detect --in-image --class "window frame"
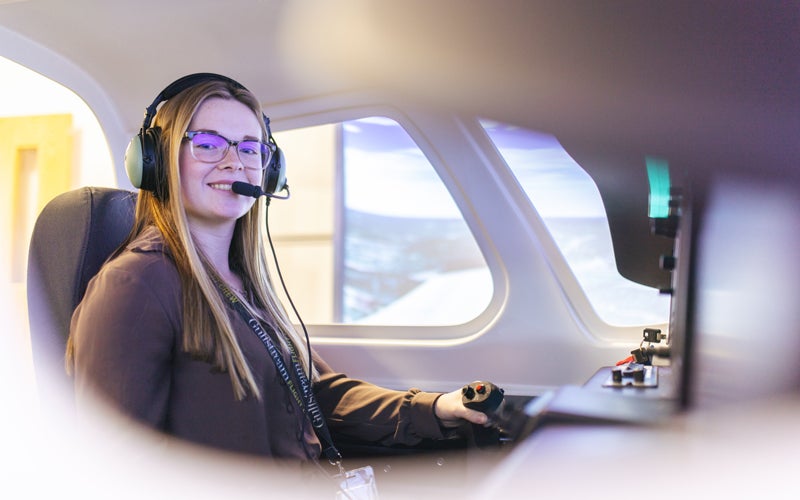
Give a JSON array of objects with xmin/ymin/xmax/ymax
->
[{"xmin": 267, "ymin": 97, "xmax": 666, "ymax": 345}]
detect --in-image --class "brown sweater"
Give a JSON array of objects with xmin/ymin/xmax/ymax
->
[{"xmin": 69, "ymin": 227, "xmax": 444, "ymax": 460}]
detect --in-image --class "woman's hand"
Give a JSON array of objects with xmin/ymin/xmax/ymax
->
[{"xmin": 433, "ymin": 388, "xmax": 490, "ymax": 428}]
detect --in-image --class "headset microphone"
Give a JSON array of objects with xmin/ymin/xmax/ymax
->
[
  {"xmin": 232, "ymin": 181, "xmax": 291, "ymax": 200},
  {"xmin": 232, "ymin": 181, "xmax": 264, "ymax": 199}
]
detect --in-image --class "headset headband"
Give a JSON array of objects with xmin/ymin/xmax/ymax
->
[{"xmin": 141, "ymin": 73, "xmax": 248, "ymax": 131}]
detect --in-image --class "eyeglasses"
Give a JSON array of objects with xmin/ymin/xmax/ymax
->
[{"xmin": 184, "ymin": 131, "xmax": 275, "ymax": 170}]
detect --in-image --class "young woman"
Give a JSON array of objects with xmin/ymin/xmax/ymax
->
[{"xmin": 66, "ymin": 74, "xmax": 486, "ymax": 462}]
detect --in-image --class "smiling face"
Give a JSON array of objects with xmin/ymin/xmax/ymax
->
[{"xmin": 179, "ymin": 97, "xmax": 264, "ymax": 232}]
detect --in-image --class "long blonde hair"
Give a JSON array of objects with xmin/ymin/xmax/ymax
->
[{"xmin": 70, "ymin": 78, "xmax": 314, "ymax": 400}]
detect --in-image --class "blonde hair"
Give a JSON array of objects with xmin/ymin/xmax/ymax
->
[{"xmin": 70, "ymin": 78, "xmax": 314, "ymax": 400}]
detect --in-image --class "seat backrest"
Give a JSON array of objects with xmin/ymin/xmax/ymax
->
[{"xmin": 27, "ymin": 187, "xmax": 136, "ymax": 407}]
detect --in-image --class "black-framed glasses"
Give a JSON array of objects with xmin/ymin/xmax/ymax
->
[{"xmin": 184, "ymin": 131, "xmax": 275, "ymax": 170}]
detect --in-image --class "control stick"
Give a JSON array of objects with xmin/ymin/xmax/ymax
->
[
  {"xmin": 461, "ymin": 381, "xmax": 505, "ymax": 447},
  {"xmin": 462, "ymin": 381, "xmax": 505, "ymax": 413}
]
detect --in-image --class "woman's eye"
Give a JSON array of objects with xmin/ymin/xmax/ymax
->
[{"xmin": 239, "ymin": 143, "xmax": 261, "ymax": 156}]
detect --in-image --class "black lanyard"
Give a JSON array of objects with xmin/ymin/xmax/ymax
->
[{"xmin": 214, "ymin": 279, "xmax": 342, "ymax": 464}]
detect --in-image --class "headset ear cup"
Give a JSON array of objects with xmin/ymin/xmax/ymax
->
[
  {"xmin": 124, "ymin": 133, "xmax": 146, "ymax": 188},
  {"xmin": 139, "ymin": 127, "xmax": 162, "ymax": 193},
  {"xmin": 264, "ymin": 146, "xmax": 287, "ymax": 195},
  {"xmin": 124, "ymin": 128, "xmax": 162, "ymax": 191},
  {"xmin": 124, "ymin": 127, "xmax": 168, "ymax": 197}
]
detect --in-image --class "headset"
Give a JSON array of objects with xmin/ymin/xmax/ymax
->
[{"xmin": 124, "ymin": 73, "xmax": 287, "ymax": 198}]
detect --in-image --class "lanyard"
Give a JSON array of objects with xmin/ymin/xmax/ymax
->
[{"xmin": 214, "ymin": 279, "xmax": 342, "ymax": 464}]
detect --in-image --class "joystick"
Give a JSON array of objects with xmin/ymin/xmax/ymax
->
[
  {"xmin": 462, "ymin": 381, "xmax": 505, "ymax": 414},
  {"xmin": 461, "ymin": 381, "xmax": 506, "ymax": 447}
]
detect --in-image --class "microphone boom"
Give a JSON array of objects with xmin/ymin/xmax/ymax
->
[{"xmin": 232, "ymin": 181, "xmax": 264, "ymax": 198}]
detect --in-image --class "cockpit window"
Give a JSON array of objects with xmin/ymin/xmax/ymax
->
[
  {"xmin": 480, "ymin": 120, "xmax": 669, "ymax": 326},
  {"xmin": 270, "ymin": 117, "xmax": 492, "ymax": 326}
]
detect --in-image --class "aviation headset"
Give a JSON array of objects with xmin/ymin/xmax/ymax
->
[{"xmin": 124, "ymin": 72, "xmax": 287, "ymax": 198}]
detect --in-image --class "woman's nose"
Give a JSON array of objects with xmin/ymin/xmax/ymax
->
[{"xmin": 217, "ymin": 146, "xmax": 245, "ymax": 170}]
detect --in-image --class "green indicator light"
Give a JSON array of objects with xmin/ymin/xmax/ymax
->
[{"xmin": 646, "ymin": 156, "xmax": 671, "ymax": 219}]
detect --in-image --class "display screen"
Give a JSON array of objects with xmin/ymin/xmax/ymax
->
[{"xmin": 646, "ymin": 156, "xmax": 671, "ymax": 219}]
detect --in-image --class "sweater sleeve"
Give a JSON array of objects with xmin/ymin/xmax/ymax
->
[
  {"xmin": 312, "ymin": 355, "xmax": 445, "ymax": 446},
  {"xmin": 69, "ymin": 252, "xmax": 181, "ymax": 429}
]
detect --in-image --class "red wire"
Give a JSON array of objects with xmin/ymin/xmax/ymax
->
[{"xmin": 615, "ymin": 355, "xmax": 634, "ymax": 366}]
